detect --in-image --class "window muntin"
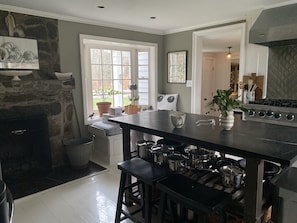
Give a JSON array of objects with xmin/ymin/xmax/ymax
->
[
  {"xmin": 90, "ymin": 48, "xmax": 132, "ymax": 111},
  {"xmin": 80, "ymin": 35, "xmax": 157, "ymax": 124}
]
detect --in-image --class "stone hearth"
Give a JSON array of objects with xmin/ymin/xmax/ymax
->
[{"xmin": 0, "ymin": 78, "xmax": 75, "ymax": 167}]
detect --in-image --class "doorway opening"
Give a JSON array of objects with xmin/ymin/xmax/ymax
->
[{"xmin": 191, "ymin": 22, "xmax": 246, "ymax": 114}]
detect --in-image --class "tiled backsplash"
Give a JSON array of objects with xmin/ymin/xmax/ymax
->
[{"xmin": 267, "ymin": 45, "xmax": 297, "ymax": 99}]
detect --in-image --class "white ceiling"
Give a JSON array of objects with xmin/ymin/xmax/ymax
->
[
  {"xmin": 0, "ymin": 0, "xmax": 296, "ymax": 53},
  {"xmin": 0, "ymin": 0, "xmax": 295, "ymax": 35}
]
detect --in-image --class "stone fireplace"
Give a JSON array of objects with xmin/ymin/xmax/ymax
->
[
  {"xmin": 0, "ymin": 78, "xmax": 75, "ymax": 169},
  {"xmin": 0, "ymin": 10, "xmax": 76, "ymax": 170}
]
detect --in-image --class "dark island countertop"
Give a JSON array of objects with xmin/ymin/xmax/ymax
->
[{"xmin": 110, "ymin": 110, "xmax": 297, "ymax": 166}]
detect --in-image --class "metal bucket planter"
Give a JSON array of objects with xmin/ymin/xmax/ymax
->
[{"xmin": 63, "ymin": 138, "xmax": 93, "ymax": 169}]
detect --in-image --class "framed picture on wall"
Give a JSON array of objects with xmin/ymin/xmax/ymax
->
[
  {"xmin": 167, "ymin": 50, "xmax": 187, "ymax": 83},
  {"xmin": 0, "ymin": 36, "xmax": 39, "ymax": 70}
]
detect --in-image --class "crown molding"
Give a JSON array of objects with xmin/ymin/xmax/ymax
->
[{"xmin": 0, "ymin": 4, "xmax": 165, "ymax": 35}]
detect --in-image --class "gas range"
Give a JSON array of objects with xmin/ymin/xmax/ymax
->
[{"xmin": 242, "ymin": 99, "xmax": 297, "ymax": 127}]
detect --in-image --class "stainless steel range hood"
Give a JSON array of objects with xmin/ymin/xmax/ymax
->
[{"xmin": 249, "ymin": 3, "xmax": 297, "ymax": 46}]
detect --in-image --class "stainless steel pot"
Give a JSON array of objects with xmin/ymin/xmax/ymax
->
[
  {"xmin": 137, "ymin": 140, "xmax": 155, "ymax": 160},
  {"xmin": 213, "ymin": 157, "xmax": 239, "ymax": 171},
  {"xmin": 149, "ymin": 144, "xmax": 174, "ymax": 166},
  {"xmin": 156, "ymin": 138, "xmax": 187, "ymax": 153},
  {"xmin": 149, "ymin": 145, "xmax": 164, "ymax": 165},
  {"xmin": 219, "ymin": 165, "xmax": 245, "ymax": 188},
  {"xmin": 167, "ymin": 153, "xmax": 188, "ymax": 172},
  {"xmin": 184, "ymin": 146, "xmax": 215, "ymax": 169}
]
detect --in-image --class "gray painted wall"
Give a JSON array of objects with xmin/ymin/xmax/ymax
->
[
  {"xmin": 163, "ymin": 21, "xmax": 247, "ymax": 112},
  {"xmin": 164, "ymin": 31, "xmax": 193, "ymax": 113},
  {"xmin": 58, "ymin": 20, "xmax": 164, "ymax": 137}
]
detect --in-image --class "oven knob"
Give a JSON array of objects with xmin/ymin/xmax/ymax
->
[
  {"xmin": 258, "ymin": 111, "xmax": 265, "ymax": 118},
  {"xmin": 266, "ymin": 111, "xmax": 274, "ymax": 117},
  {"xmin": 248, "ymin": 109, "xmax": 255, "ymax": 117},
  {"xmin": 286, "ymin": 114, "xmax": 295, "ymax": 121},
  {"xmin": 274, "ymin": 113, "xmax": 281, "ymax": 119}
]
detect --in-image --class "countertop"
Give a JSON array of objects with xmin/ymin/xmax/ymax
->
[{"xmin": 110, "ymin": 110, "xmax": 297, "ymax": 166}]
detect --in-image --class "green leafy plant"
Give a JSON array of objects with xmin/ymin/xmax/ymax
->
[
  {"xmin": 208, "ymin": 89, "xmax": 246, "ymax": 117},
  {"xmin": 128, "ymin": 83, "xmax": 139, "ymax": 105},
  {"xmin": 95, "ymin": 88, "xmax": 121, "ymax": 102}
]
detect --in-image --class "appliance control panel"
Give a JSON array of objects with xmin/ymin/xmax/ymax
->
[{"xmin": 242, "ymin": 104, "xmax": 297, "ymax": 127}]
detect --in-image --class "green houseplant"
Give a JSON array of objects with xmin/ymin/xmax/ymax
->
[
  {"xmin": 208, "ymin": 89, "xmax": 246, "ymax": 116},
  {"xmin": 208, "ymin": 89, "xmax": 246, "ymax": 130}
]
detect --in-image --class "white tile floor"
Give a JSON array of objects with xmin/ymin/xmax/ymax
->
[{"xmin": 12, "ymin": 164, "xmax": 123, "ymax": 223}]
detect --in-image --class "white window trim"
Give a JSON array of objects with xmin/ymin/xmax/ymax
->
[{"xmin": 79, "ymin": 34, "xmax": 158, "ymax": 125}]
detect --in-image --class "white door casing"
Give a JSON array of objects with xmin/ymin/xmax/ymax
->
[{"xmin": 191, "ymin": 22, "xmax": 247, "ymax": 114}]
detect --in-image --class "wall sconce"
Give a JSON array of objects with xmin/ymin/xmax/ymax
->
[{"xmin": 226, "ymin": 46, "xmax": 232, "ymax": 59}]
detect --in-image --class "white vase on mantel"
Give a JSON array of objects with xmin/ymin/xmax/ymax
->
[{"xmin": 219, "ymin": 111, "xmax": 234, "ymax": 130}]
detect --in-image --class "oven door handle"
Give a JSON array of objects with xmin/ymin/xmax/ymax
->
[{"xmin": 11, "ymin": 129, "xmax": 27, "ymax": 135}]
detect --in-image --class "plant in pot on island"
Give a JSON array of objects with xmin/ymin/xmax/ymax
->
[
  {"xmin": 208, "ymin": 89, "xmax": 246, "ymax": 130},
  {"xmin": 96, "ymin": 88, "xmax": 121, "ymax": 116}
]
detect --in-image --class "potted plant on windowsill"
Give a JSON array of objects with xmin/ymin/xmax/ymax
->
[
  {"xmin": 125, "ymin": 83, "xmax": 139, "ymax": 115},
  {"xmin": 208, "ymin": 89, "xmax": 246, "ymax": 130},
  {"xmin": 96, "ymin": 88, "xmax": 121, "ymax": 117}
]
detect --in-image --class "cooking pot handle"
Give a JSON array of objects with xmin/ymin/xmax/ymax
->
[{"xmin": 6, "ymin": 188, "xmax": 14, "ymax": 223}]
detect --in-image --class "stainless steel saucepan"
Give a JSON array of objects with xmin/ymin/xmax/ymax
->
[{"xmin": 219, "ymin": 165, "xmax": 245, "ymax": 188}]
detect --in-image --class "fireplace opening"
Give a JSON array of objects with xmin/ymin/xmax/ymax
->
[{"xmin": 0, "ymin": 114, "xmax": 52, "ymax": 184}]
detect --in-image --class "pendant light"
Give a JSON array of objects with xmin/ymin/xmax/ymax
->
[{"xmin": 226, "ymin": 46, "xmax": 232, "ymax": 59}]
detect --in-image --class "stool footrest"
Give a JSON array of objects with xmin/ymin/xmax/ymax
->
[
  {"xmin": 120, "ymin": 208, "xmax": 143, "ymax": 223},
  {"xmin": 123, "ymin": 181, "xmax": 141, "ymax": 191}
]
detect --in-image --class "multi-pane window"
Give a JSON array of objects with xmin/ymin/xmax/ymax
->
[
  {"xmin": 90, "ymin": 49, "xmax": 132, "ymax": 109},
  {"xmin": 137, "ymin": 51, "xmax": 149, "ymax": 105},
  {"xmin": 80, "ymin": 35, "xmax": 157, "ymax": 124}
]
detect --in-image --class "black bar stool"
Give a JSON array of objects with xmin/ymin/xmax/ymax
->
[
  {"xmin": 115, "ymin": 157, "xmax": 168, "ymax": 223},
  {"xmin": 157, "ymin": 174, "xmax": 232, "ymax": 223}
]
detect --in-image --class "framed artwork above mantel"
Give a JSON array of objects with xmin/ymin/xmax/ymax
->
[
  {"xmin": 0, "ymin": 36, "xmax": 39, "ymax": 70},
  {"xmin": 167, "ymin": 50, "xmax": 187, "ymax": 83}
]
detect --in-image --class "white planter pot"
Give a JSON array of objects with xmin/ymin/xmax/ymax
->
[{"xmin": 219, "ymin": 111, "xmax": 234, "ymax": 130}]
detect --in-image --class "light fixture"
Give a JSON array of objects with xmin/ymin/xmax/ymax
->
[{"xmin": 226, "ymin": 46, "xmax": 232, "ymax": 59}]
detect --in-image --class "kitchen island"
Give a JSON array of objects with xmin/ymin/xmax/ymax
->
[{"xmin": 110, "ymin": 110, "xmax": 297, "ymax": 223}]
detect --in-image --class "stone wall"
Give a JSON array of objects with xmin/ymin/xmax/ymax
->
[
  {"xmin": 0, "ymin": 10, "xmax": 74, "ymax": 168},
  {"xmin": 0, "ymin": 79, "xmax": 75, "ymax": 167},
  {"xmin": 0, "ymin": 10, "xmax": 60, "ymax": 79}
]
